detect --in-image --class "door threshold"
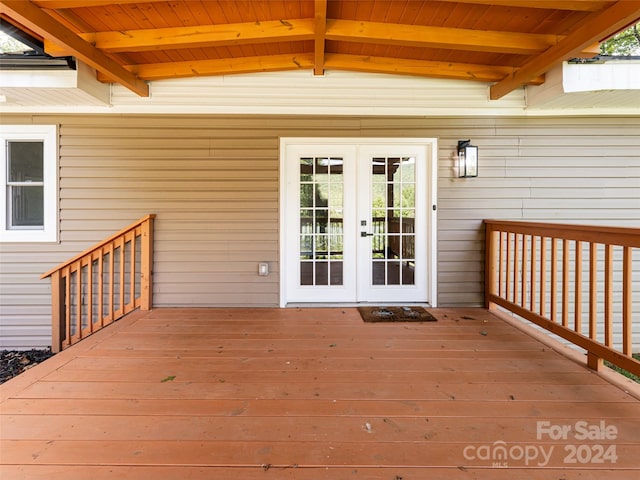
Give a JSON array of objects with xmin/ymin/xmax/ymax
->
[{"xmin": 286, "ymin": 302, "xmax": 433, "ymax": 308}]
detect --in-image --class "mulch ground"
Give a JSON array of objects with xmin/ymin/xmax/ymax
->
[{"xmin": 0, "ymin": 349, "xmax": 54, "ymax": 384}]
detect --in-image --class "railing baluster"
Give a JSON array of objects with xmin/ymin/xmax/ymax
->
[
  {"xmin": 550, "ymin": 237, "xmax": 557, "ymax": 323},
  {"xmin": 623, "ymin": 246, "xmax": 632, "ymax": 355},
  {"xmin": 74, "ymin": 261, "xmax": 82, "ymax": 343},
  {"xmin": 118, "ymin": 236, "xmax": 125, "ymax": 315},
  {"xmin": 64, "ymin": 266, "xmax": 71, "ymax": 349},
  {"xmin": 42, "ymin": 215, "xmax": 155, "ymax": 351},
  {"xmin": 514, "ymin": 234, "xmax": 520, "ymax": 304},
  {"xmin": 575, "ymin": 241, "xmax": 583, "ymax": 334},
  {"xmin": 107, "ymin": 243, "xmax": 115, "ymax": 325},
  {"xmin": 498, "ymin": 231, "xmax": 504, "ymax": 297},
  {"xmin": 539, "ymin": 236, "xmax": 546, "ymax": 317},
  {"xmin": 562, "ymin": 239, "xmax": 569, "ymax": 328},
  {"xmin": 530, "ymin": 235, "xmax": 536, "ymax": 312},
  {"xmin": 521, "ymin": 233, "xmax": 527, "ymax": 307},
  {"xmin": 505, "ymin": 232, "xmax": 512, "ymax": 301},
  {"xmin": 86, "ymin": 256, "xmax": 94, "ymax": 336},
  {"xmin": 604, "ymin": 244, "xmax": 613, "ymax": 347},
  {"xmin": 97, "ymin": 249, "xmax": 104, "ymax": 329},
  {"xmin": 589, "ymin": 243, "xmax": 597, "ymax": 340}
]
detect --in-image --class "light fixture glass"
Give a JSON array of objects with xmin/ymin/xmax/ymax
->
[{"xmin": 457, "ymin": 140, "xmax": 478, "ymax": 178}]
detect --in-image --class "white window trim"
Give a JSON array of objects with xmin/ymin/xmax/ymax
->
[{"xmin": 0, "ymin": 125, "xmax": 58, "ymax": 243}]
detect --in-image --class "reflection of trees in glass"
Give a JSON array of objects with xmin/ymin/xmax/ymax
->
[
  {"xmin": 299, "ymin": 157, "xmax": 345, "ymax": 260},
  {"xmin": 600, "ymin": 23, "xmax": 640, "ymax": 56},
  {"xmin": 372, "ymin": 157, "xmax": 415, "ymax": 218}
]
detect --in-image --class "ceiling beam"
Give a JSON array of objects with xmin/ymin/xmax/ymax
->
[
  {"xmin": 0, "ymin": 0, "xmax": 148, "ymax": 96},
  {"xmin": 327, "ymin": 19, "xmax": 569, "ymax": 55},
  {"xmin": 490, "ymin": 0, "xmax": 640, "ymax": 99},
  {"xmin": 109, "ymin": 53, "xmax": 315, "ymax": 81},
  {"xmin": 313, "ymin": 0, "xmax": 327, "ymax": 75},
  {"xmin": 47, "ymin": 18, "xmax": 315, "ymax": 54},
  {"xmin": 437, "ymin": 0, "xmax": 610, "ymax": 11},
  {"xmin": 324, "ymin": 53, "xmax": 545, "ymax": 85}
]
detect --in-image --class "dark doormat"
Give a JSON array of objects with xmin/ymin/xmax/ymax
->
[{"xmin": 358, "ymin": 306, "xmax": 437, "ymax": 323}]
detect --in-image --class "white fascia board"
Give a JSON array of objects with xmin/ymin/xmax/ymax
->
[
  {"xmin": 526, "ymin": 61, "xmax": 640, "ymax": 114},
  {"xmin": 0, "ymin": 61, "xmax": 110, "ymax": 105},
  {"xmin": 562, "ymin": 61, "xmax": 640, "ymax": 92}
]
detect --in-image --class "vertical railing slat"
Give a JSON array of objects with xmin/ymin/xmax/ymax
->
[
  {"xmin": 562, "ymin": 239, "xmax": 569, "ymax": 328},
  {"xmin": 107, "ymin": 243, "xmax": 115, "ymax": 325},
  {"xmin": 505, "ymin": 232, "xmax": 512, "ymax": 302},
  {"xmin": 530, "ymin": 235, "xmax": 537, "ymax": 312},
  {"xmin": 86, "ymin": 256, "xmax": 94, "ymax": 335},
  {"xmin": 550, "ymin": 238, "xmax": 557, "ymax": 323},
  {"xmin": 118, "ymin": 236, "xmax": 125, "ymax": 315},
  {"xmin": 64, "ymin": 266, "xmax": 71, "ymax": 349},
  {"xmin": 521, "ymin": 234, "xmax": 527, "ymax": 307},
  {"xmin": 623, "ymin": 246, "xmax": 632, "ymax": 355},
  {"xmin": 97, "ymin": 248, "xmax": 104, "ymax": 329},
  {"xmin": 604, "ymin": 244, "xmax": 613, "ymax": 347},
  {"xmin": 589, "ymin": 243, "xmax": 597, "ymax": 340},
  {"xmin": 514, "ymin": 234, "xmax": 520, "ymax": 305},
  {"xmin": 539, "ymin": 236, "xmax": 547, "ymax": 317}
]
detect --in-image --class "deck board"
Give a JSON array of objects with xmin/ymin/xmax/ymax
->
[{"xmin": 2, "ymin": 307, "xmax": 639, "ymax": 479}]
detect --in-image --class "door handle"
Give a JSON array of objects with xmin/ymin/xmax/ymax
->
[{"xmin": 360, "ymin": 232, "xmax": 374, "ymax": 237}]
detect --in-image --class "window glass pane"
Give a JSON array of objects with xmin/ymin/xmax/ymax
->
[
  {"xmin": 10, "ymin": 185, "xmax": 44, "ymax": 227},
  {"xmin": 9, "ymin": 142, "xmax": 43, "ymax": 182}
]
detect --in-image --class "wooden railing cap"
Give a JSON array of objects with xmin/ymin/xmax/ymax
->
[{"xmin": 41, "ymin": 214, "xmax": 155, "ymax": 279}]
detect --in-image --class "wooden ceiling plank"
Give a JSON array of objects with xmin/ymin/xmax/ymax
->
[
  {"xmin": 314, "ymin": 0, "xmax": 327, "ymax": 75},
  {"xmin": 324, "ymin": 52, "xmax": 545, "ymax": 84},
  {"xmin": 72, "ymin": 18, "xmax": 316, "ymax": 53},
  {"xmin": 326, "ymin": 18, "xmax": 563, "ymax": 55},
  {"xmin": 490, "ymin": 0, "xmax": 640, "ymax": 99},
  {"xmin": 0, "ymin": 0, "xmax": 148, "ymax": 96},
  {"xmin": 33, "ymin": 0, "xmax": 168, "ymax": 7},
  {"xmin": 114, "ymin": 52, "xmax": 315, "ymax": 81},
  {"xmin": 436, "ymin": 0, "xmax": 611, "ymax": 12}
]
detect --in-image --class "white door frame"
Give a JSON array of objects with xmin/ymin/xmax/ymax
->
[{"xmin": 279, "ymin": 137, "xmax": 438, "ymax": 307}]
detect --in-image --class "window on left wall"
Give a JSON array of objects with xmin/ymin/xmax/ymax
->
[{"xmin": 1, "ymin": 125, "xmax": 58, "ymax": 242}]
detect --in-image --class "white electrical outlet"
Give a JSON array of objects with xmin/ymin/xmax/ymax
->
[{"xmin": 258, "ymin": 263, "xmax": 269, "ymax": 276}]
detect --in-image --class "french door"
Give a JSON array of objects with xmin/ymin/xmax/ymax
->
[{"xmin": 280, "ymin": 138, "xmax": 437, "ymax": 305}]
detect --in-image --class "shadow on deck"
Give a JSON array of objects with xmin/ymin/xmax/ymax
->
[{"xmin": 1, "ymin": 307, "xmax": 639, "ymax": 479}]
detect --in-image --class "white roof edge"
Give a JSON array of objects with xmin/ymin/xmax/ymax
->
[{"xmin": 526, "ymin": 61, "xmax": 640, "ymax": 111}]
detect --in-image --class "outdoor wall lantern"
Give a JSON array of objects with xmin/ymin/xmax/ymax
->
[{"xmin": 457, "ymin": 140, "xmax": 478, "ymax": 178}]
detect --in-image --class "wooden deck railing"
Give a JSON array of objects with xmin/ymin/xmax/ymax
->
[
  {"xmin": 41, "ymin": 215, "xmax": 155, "ymax": 352},
  {"xmin": 485, "ymin": 220, "xmax": 640, "ymax": 377}
]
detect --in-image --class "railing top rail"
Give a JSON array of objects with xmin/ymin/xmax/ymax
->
[
  {"xmin": 484, "ymin": 219, "xmax": 640, "ymax": 248},
  {"xmin": 41, "ymin": 214, "xmax": 155, "ymax": 280}
]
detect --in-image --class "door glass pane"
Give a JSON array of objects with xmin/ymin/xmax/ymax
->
[
  {"xmin": 370, "ymin": 156, "xmax": 416, "ymax": 286},
  {"xmin": 299, "ymin": 157, "xmax": 344, "ymax": 286}
]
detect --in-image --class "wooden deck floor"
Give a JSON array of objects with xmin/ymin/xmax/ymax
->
[{"xmin": 2, "ymin": 307, "xmax": 639, "ymax": 479}]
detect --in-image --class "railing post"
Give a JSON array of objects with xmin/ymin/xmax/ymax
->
[
  {"xmin": 50, "ymin": 270, "xmax": 65, "ymax": 353},
  {"xmin": 484, "ymin": 222, "xmax": 497, "ymax": 310},
  {"xmin": 140, "ymin": 215, "xmax": 155, "ymax": 311}
]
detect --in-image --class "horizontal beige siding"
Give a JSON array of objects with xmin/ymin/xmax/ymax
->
[{"xmin": 0, "ymin": 115, "xmax": 638, "ymax": 349}]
